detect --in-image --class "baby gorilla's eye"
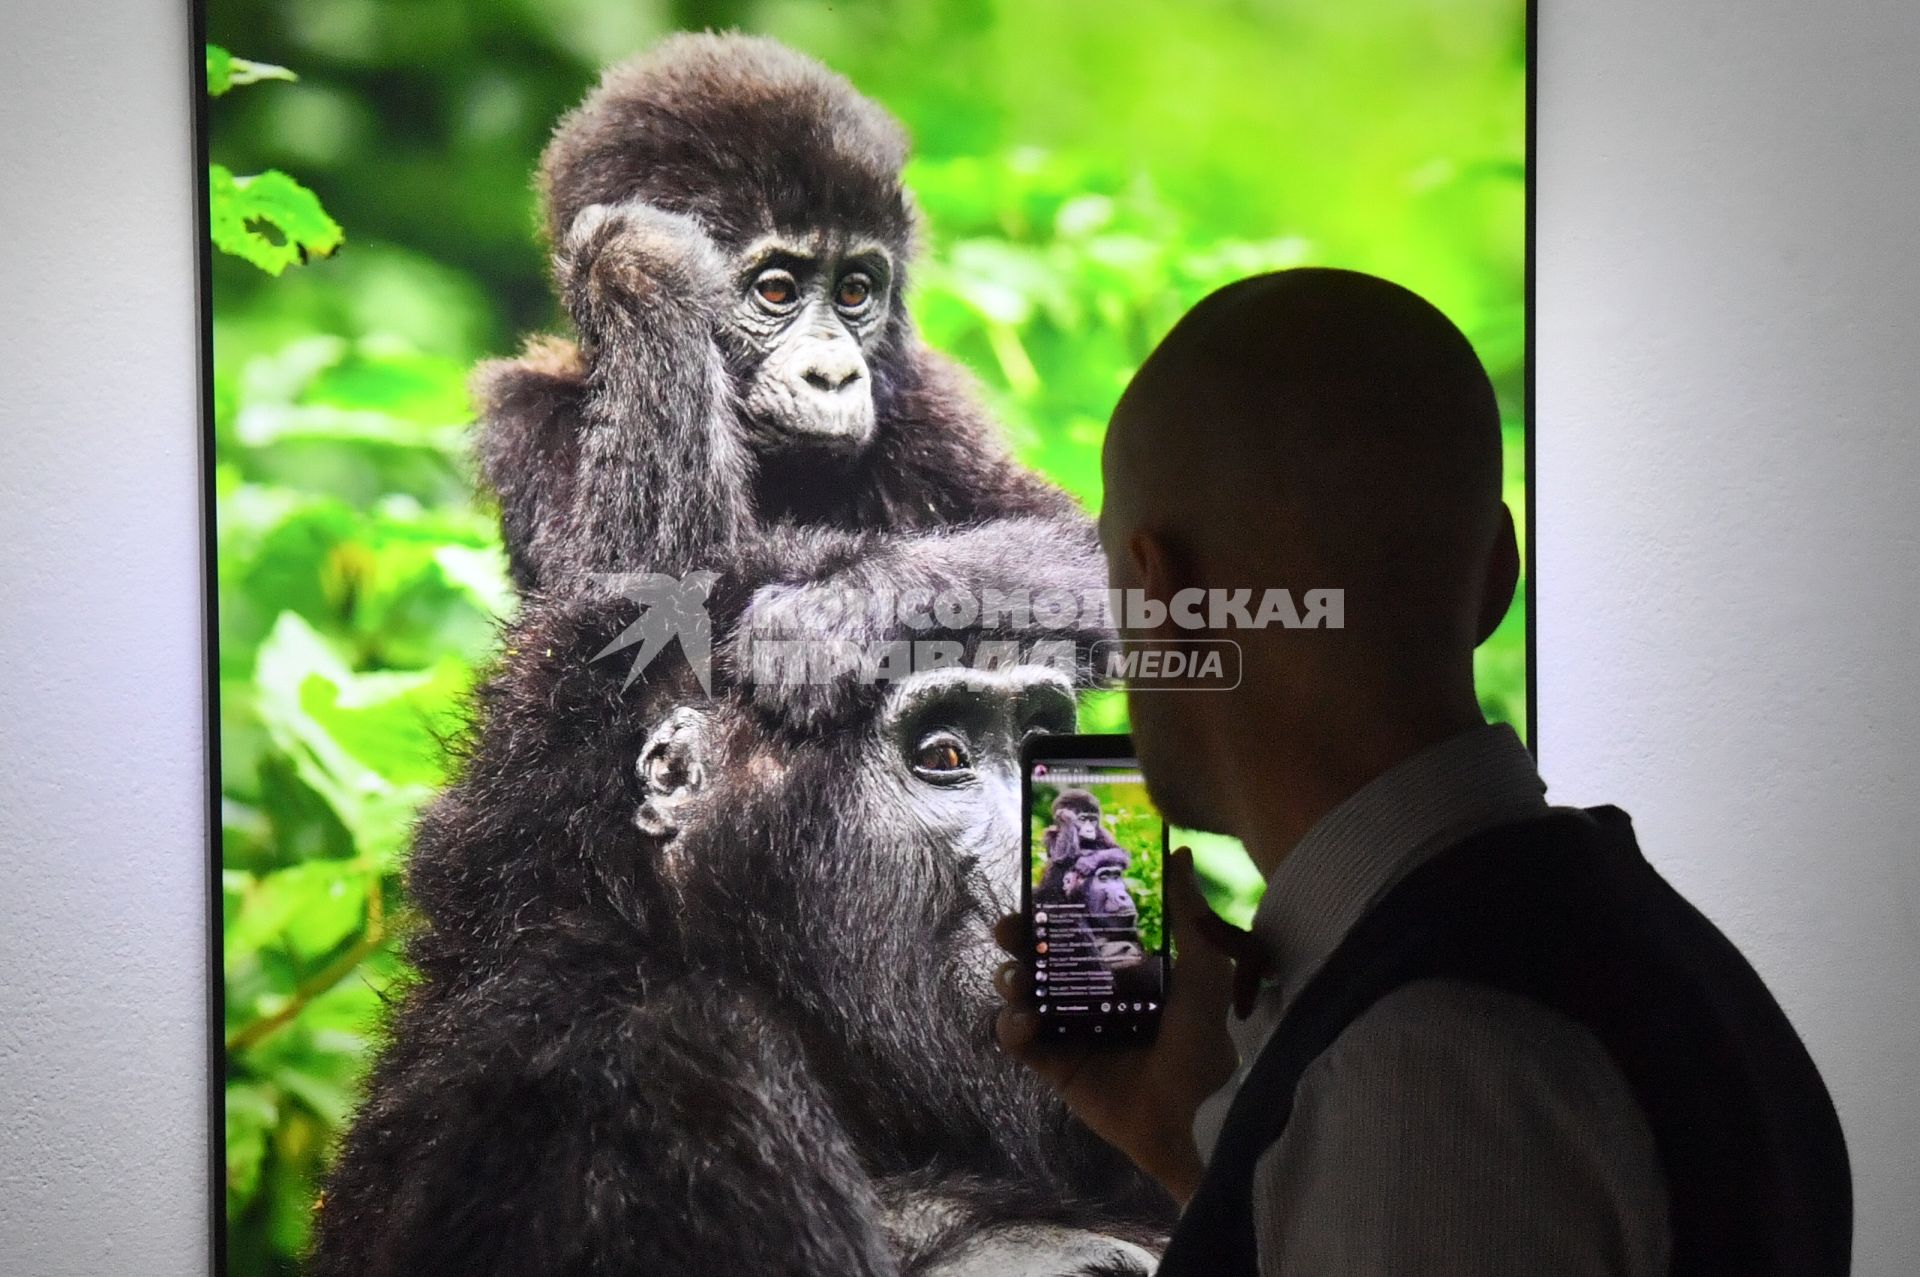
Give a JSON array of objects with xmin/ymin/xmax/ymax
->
[
  {"xmin": 911, "ymin": 733, "xmax": 971, "ymax": 780},
  {"xmin": 835, "ymin": 273, "xmax": 872, "ymax": 311},
  {"xmin": 752, "ymin": 270, "xmax": 798, "ymax": 310}
]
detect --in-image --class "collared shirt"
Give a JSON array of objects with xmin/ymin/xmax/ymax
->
[{"xmin": 1190, "ymin": 723, "xmax": 1670, "ymax": 1276}]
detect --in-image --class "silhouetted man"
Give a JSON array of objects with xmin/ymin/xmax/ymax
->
[{"xmin": 995, "ymin": 269, "xmax": 1850, "ymax": 1275}]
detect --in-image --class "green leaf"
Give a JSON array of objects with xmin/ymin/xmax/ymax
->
[
  {"xmin": 1179, "ymin": 828, "xmax": 1267, "ymax": 931},
  {"xmin": 225, "ymin": 1081, "xmax": 279, "ymax": 1212},
  {"xmin": 207, "ymin": 46, "xmax": 297, "ymax": 97},
  {"xmin": 209, "ymin": 165, "xmax": 344, "ymax": 277},
  {"xmin": 251, "ymin": 613, "xmax": 466, "ymax": 865},
  {"xmin": 206, "ymin": 45, "xmax": 233, "ymax": 96},
  {"xmin": 225, "ymin": 859, "xmax": 372, "ymax": 964}
]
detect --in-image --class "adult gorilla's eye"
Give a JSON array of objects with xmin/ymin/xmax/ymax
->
[
  {"xmin": 911, "ymin": 733, "xmax": 971, "ymax": 780},
  {"xmin": 835, "ymin": 273, "xmax": 872, "ymax": 311},
  {"xmin": 752, "ymin": 270, "xmax": 798, "ymax": 310}
]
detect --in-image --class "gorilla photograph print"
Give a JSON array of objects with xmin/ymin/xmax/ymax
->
[{"xmin": 194, "ymin": 1, "xmax": 1530, "ymax": 1273}]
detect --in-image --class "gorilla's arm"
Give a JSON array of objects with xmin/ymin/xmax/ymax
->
[
  {"xmin": 1038, "ymin": 825, "xmax": 1083, "ymax": 900},
  {"xmin": 471, "ymin": 336, "xmax": 588, "ymax": 591},
  {"xmin": 730, "ymin": 515, "xmax": 1109, "ymax": 641},
  {"xmin": 475, "ymin": 202, "xmax": 755, "ymax": 591},
  {"xmin": 716, "ymin": 515, "xmax": 1114, "ymax": 732},
  {"xmin": 309, "ymin": 968, "xmax": 899, "ymax": 1277}
]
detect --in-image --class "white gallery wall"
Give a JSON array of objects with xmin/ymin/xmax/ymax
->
[
  {"xmin": 0, "ymin": 0, "xmax": 212, "ymax": 1274},
  {"xmin": 1, "ymin": 0, "xmax": 1914, "ymax": 1273},
  {"xmin": 1533, "ymin": 1, "xmax": 1920, "ymax": 1268}
]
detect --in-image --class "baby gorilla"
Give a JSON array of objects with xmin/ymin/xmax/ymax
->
[
  {"xmin": 1038, "ymin": 788, "xmax": 1125, "ymax": 897},
  {"xmin": 308, "ymin": 583, "xmax": 1170, "ymax": 1277},
  {"xmin": 477, "ymin": 33, "xmax": 1088, "ymax": 591}
]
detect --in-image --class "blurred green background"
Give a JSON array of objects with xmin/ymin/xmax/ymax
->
[{"xmin": 206, "ymin": 0, "xmax": 1526, "ymax": 1268}]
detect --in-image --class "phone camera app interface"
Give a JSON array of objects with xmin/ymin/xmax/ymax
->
[{"xmin": 1028, "ymin": 761, "xmax": 1166, "ymax": 1031}]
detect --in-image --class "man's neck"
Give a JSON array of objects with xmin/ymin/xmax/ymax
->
[{"xmin": 1223, "ymin": 702, "xmax": 1489, "ymax": 882}]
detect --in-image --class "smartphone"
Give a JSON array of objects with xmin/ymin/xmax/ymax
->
[{"xmin": 1020, "ymin": 733, "xmax": 1170, "ymax": 1043}]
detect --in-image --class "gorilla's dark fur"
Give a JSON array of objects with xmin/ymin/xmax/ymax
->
[
  {"xmin": 475, "ymin": 33, "xmax": 1084, "ymax": 592},
  {"xmin": 308, "ymin": 577, "xmax": 1169, "ymax": 1276}
]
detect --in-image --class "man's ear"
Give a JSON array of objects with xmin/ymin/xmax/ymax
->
[
  {"xmin": 634, "ymin": 706, "xmax": 711, "ymax": 838},
  {"xmin": 1127, "ymin": 527, "xmax": 1192, "ymax": 643},
  {"xmin": 1474, "ymin": 505, "xmax": 1520, "ymax": 647}
]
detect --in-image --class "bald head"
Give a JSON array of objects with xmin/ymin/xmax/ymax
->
[{"xmin": 1103, "ymin": 268, "xmax": 1510, "ymax": 659}]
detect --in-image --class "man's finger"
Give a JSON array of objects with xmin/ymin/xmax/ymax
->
[
  {"xmin": 995, "ymin": 1003, "xmax": 1041, "ymax": 1058},
  {"xmin": 993, "ymin": 911, "xmax": 1028, "ymax": 956},
  {"xmin": 993, "ymin": 957, "xmax": 1033, "ymax": 1004},
  {"xmin": 1165, "ymin": 848, "xmax": 1233, "ymax": 976},
  {"xmin": 1161, "ymin": 849, "xmax": 1237, "ymax": 1032},
  {"xmin": 995, "ymin": 1007, "xmax": 1081, "ymax": 1081}
]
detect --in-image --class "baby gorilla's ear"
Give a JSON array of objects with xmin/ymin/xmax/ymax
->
[{"xmin": 635, "ymin": 705, "xmax": 713, "ymax": 838}]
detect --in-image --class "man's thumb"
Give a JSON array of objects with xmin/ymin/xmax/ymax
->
[{"xmin": 1166, "ymin": 848, "xmax": 1234, "ymax": 994}]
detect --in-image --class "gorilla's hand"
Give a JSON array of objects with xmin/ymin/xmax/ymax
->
[
  {"xmin": 508, "ymin": 201, "xmax": 752, "ymax": 587},
  {"xmin": 557, "ymin": 201, "xmax": 728, "ymax": 341}
]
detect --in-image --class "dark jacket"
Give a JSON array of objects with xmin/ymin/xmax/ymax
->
[{"xmin": 1156, "ymin": 806, "xmax": 1851, "ymax": 1277}]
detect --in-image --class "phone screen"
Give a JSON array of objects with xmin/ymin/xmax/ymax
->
[{"xmin": 1022, "ymin": 736, "xmax": 1169, "ymax": 1043}]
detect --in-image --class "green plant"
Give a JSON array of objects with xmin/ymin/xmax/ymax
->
[{"xmin": 207, "ymin": 47, "xmax": 343, "ymax": 276}]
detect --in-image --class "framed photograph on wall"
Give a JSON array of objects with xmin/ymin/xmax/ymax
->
[{"xmin": 193, "ymin": 2, "xmax": 1533, "ymax": 1271}]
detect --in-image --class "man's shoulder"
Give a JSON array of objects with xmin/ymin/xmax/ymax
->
[{"xmin": 1306, "ymin": 976, "xmax": 1653, "ymax": 1119}]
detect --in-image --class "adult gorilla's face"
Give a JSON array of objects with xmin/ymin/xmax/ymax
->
[
  {"xmin": 727, "ymin": 232, "xmax": 896, "ymax": 452},
  {"xmin": 634, "ymin": 662, "xmax": 1076, "ymax": 1007},
  {"xmin": 624, "ymin": 661, "xmax": 1076, "ymax": 1149},
  {"xmin": 867, "ymin": 665, "xmax": 1078, "ymax": 923},
  {"xmin": 1085, "ymin": 864, "xmax": 1137, "ymax": 923}
]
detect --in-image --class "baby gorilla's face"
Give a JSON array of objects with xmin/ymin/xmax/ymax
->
[
  {"xmin": 1077, "ymin": 811, "xmax": 1102, "ymax": 842},
  {"xmin": 728, "ymin": 232, "xmax": 896, "ymax": 452}
]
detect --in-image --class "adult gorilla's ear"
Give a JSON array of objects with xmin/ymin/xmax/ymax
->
[{"xmin": 634, "ymin": 706, "xmax": 712, "ymax": 838}]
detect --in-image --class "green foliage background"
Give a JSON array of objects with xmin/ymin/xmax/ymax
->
[
  {"xmin": 206, "ymin": 0, "xmax": 1526, "ymax": 1269},
  {"xmin": 1031, "ymin": 781, "xmax": 1167, "ymax": 953}
]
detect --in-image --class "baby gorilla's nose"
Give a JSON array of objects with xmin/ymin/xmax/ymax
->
[{"xmin": 802, "ymin": 360, "xmax": 864, "ymax": 393}]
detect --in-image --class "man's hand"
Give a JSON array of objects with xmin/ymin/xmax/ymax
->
[{"xmin": 993, "ymin": 847, "xmax": 1240, "ymax": 1205}]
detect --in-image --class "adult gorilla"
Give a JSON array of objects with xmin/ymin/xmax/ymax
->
[
  {"xmin": 307, "ymin": 579, "xmax": 1171, "ymax": 1277},
  {"xmin": 477, "ymin": 33, "xmax": 1088, "ymax": 592}
]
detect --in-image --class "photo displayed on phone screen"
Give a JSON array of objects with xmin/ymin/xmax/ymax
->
[{"xmin": 1026, "ymin": 750, "xmax": 1169, "ymax": 1040}]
